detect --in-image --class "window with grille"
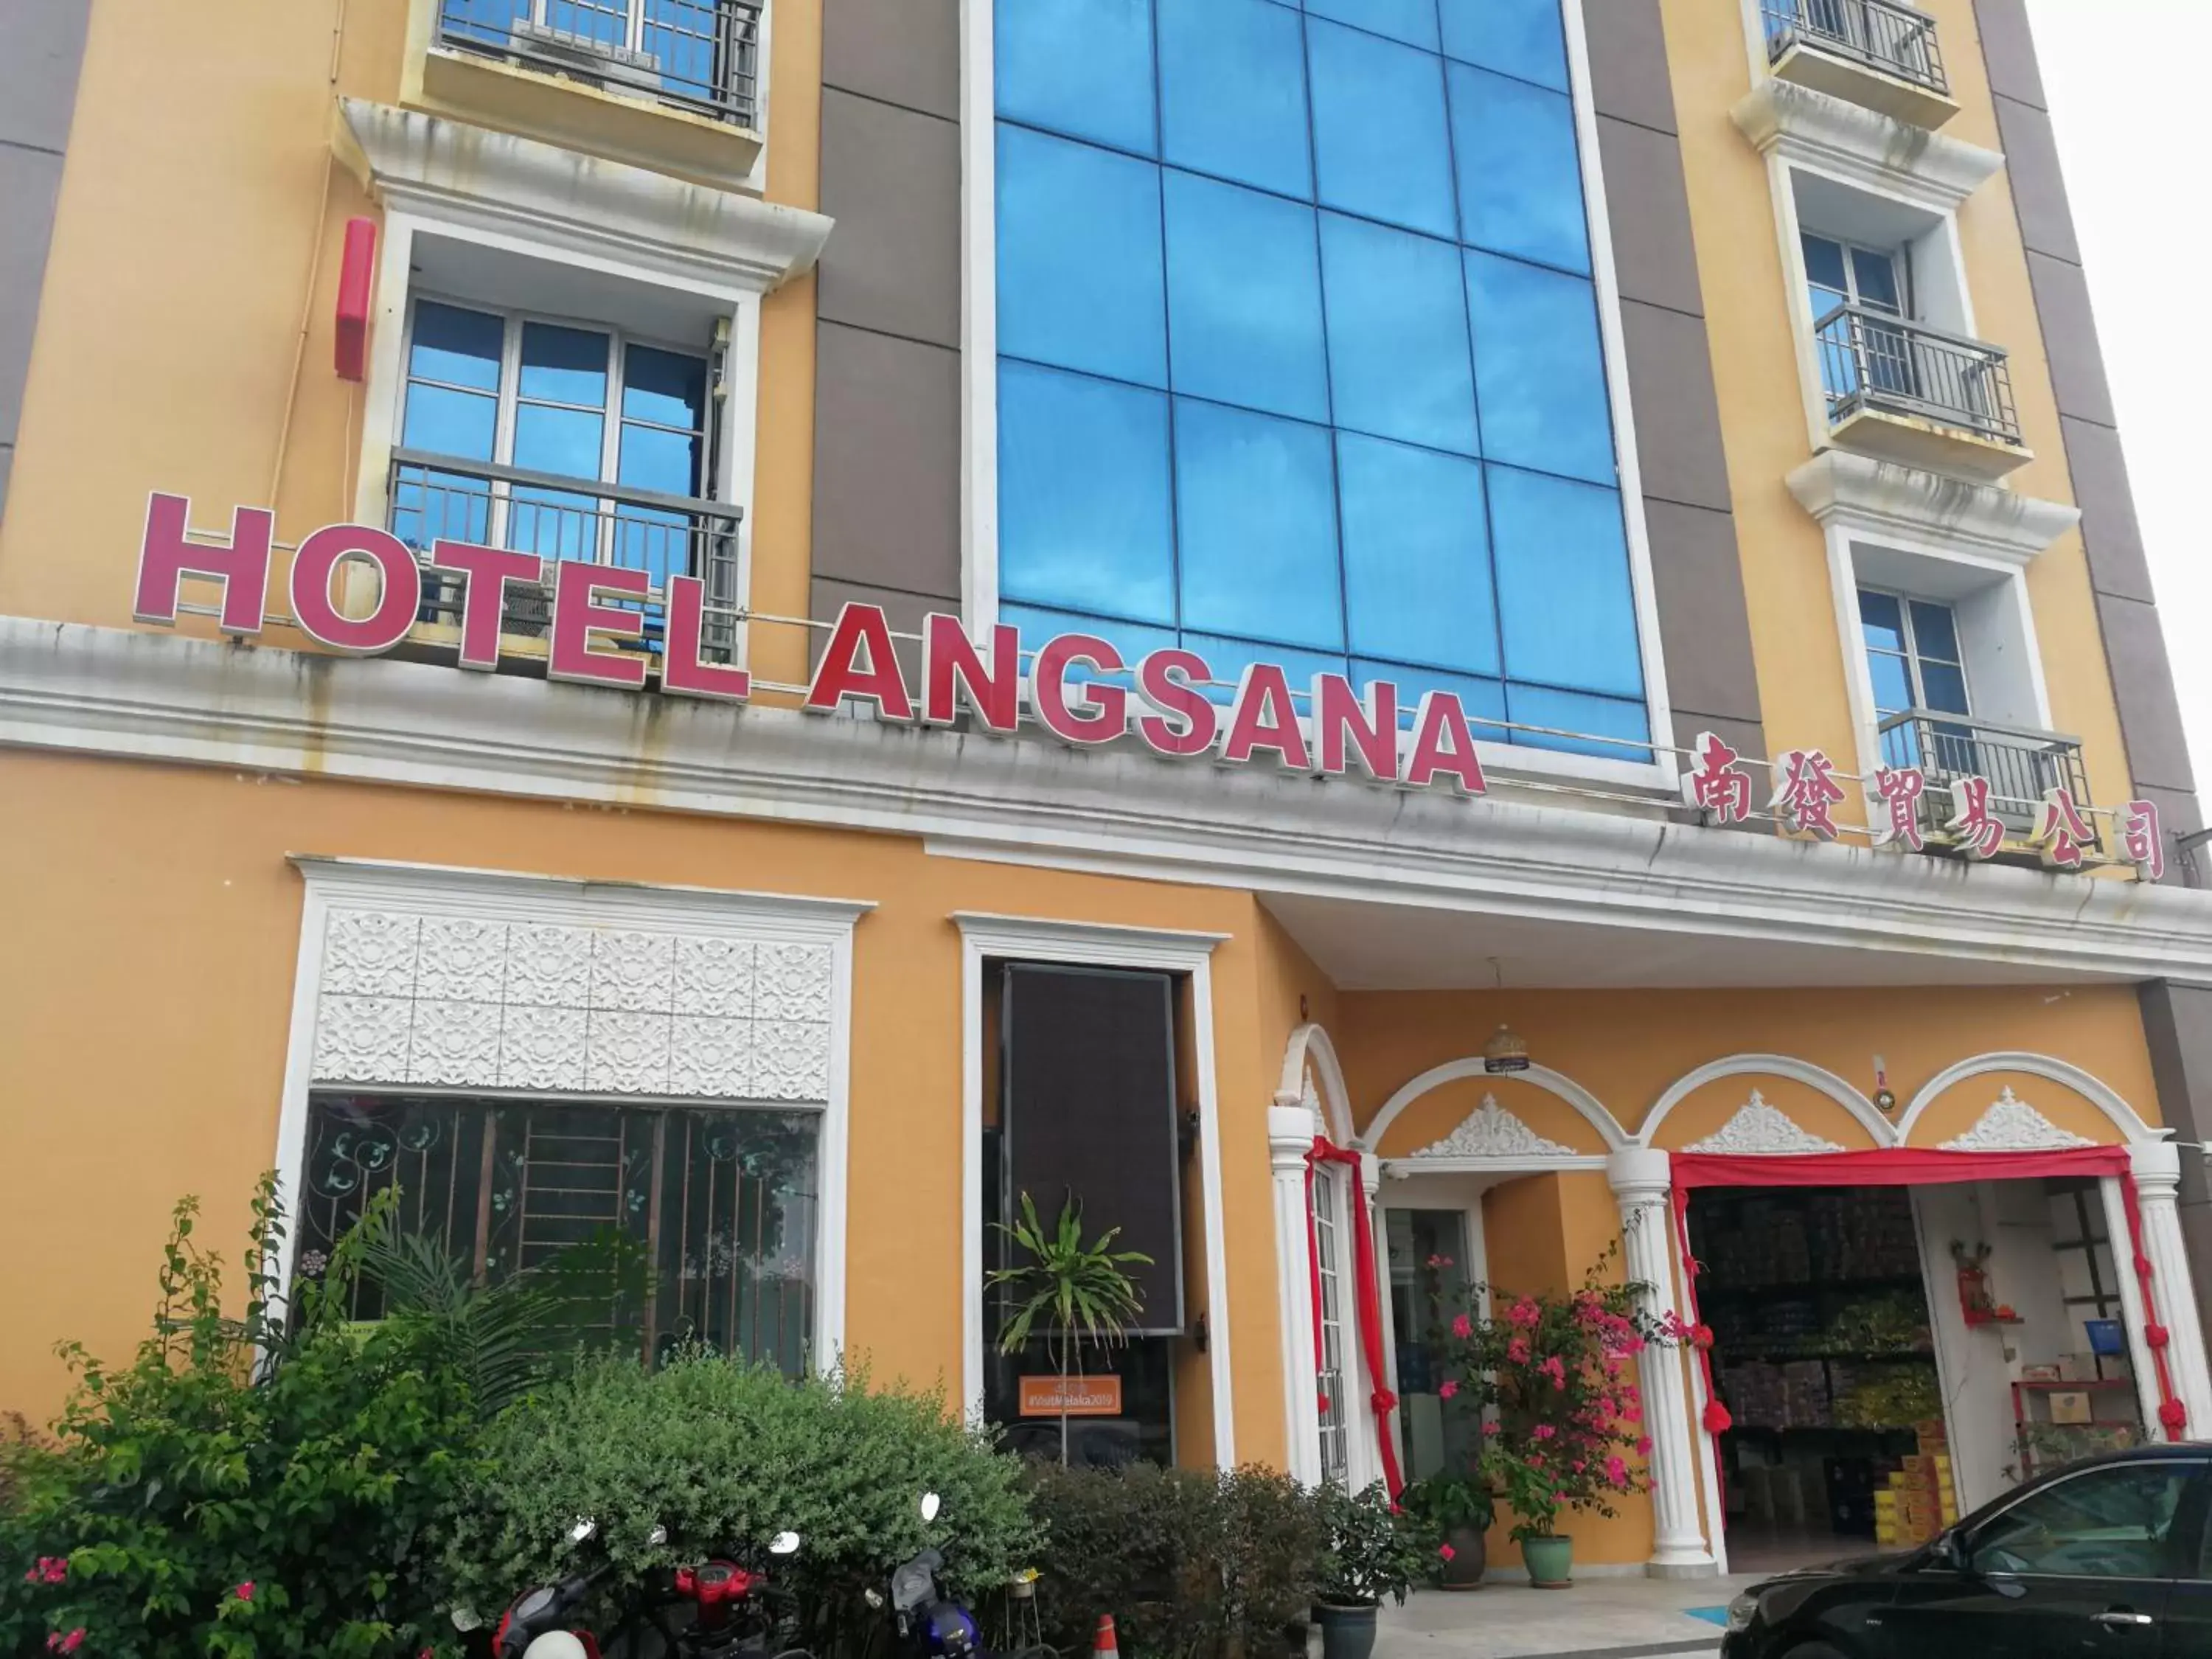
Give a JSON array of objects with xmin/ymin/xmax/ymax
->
[{"xmin": 296, "ymin": 1092, "xmax": 818, "ymax": 1374}]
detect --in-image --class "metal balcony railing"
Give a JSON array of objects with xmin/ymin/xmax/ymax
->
[
  {"xmin": 1764, "ymin": 0, "xmax": 1947, "ymax": 96},
  {"xmin": 388, "ymin": 448, "xmax": 742, "ymax": 658},
  {"xmin": 437, "ymin": 0, "xmax": 764, "ymax": 129},
  {"xmin": 1815, "ymin": 304, "xmax": 2023, "ymax": 448},
  {"xmin": 1877, "ymin": 709, "xmax": 2096, "ymax": 851}
]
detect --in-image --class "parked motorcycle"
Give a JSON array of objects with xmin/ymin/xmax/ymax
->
[{"xmin": 867, "ymin": 1493, "xmax": 1051, "ymax": 1659}]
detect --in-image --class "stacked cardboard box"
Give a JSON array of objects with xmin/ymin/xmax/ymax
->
[{"xmin": 1872, "ymin": 1423, "xmax": 1957, "ymax": 1549}]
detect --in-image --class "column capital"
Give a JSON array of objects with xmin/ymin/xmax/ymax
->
[
  {"xmin": 2132, "ymin": 1138, "xmax": 2183, "ymax": 1194},
  {"xmin": 1358, "ymin": 1150, "xmax": 1382, "ymax": 1197},
  {"xmin": 1270, "ymin": 1102, "xmax": 1319, "ymax": 1169},
  {"xmin": 1608, "ymin": 1144, "xmax": 1672, "ymax": 1203}
]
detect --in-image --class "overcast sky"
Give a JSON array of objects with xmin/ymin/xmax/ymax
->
[{"xmin": 2028, "ymin": 1, "xmax": 2209, "ymax": 787}]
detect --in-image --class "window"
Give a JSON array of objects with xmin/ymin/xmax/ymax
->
[
  {"xmin": 1969, "ymin": 1461, "xmax": 2199, "ymax": 1581},
  {"xmin": 392, "ymin": 297, "xmax": 737, "ymax": 643},
  {"xmin": 296, "ymin": 1092, "xmax": 821, "ymax": 1374},
  {"xmin": 1312, "ymin": 1167, "xmax": 1352, "ymax": 1485},
  {"xmin": 1804, "ymin": 231, "xmax": 1916, "ymax": 406},
  {"xmin": 991, "ymin": 0, "xmax": 1650, "ymax": 763},
  {"xmin": 1859, "ymin": 588, "xmax": 1971, "ymax": 767}
]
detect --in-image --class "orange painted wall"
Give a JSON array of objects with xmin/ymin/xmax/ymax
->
[
  {"xmin": 1658, "ymin": 0, "xmax": 2139, "ymax": 821},
  {"xmin": 0, "ymin": 748, "xmax": 1287, "ymax": 1464}
]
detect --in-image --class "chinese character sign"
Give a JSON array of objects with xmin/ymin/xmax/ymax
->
[
  {"xmin": 2032, "ymin": 786, "xmax": 2093, "ymax": 870},
  {"xmin": 1683, "ymin": 731, "xmax": 1751, "ymax": 824},
  {"xmin": 1771, "ymin": 749, "xmax": 1846, "ymax": 840},
  {"xmin": 1944, "ymin": 775, "xmax": 2006, "ymax": 860},
  {"xmin": 2122, "ymin": 799, "xmax": 2166, "ymax": 881},
  {"xmin": 1870, "ymin": 765, "xmax": 1927, "ymax": 852}
]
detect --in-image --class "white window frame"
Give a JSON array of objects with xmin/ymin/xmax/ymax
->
[
  {"xmin": 954, "ymin": 0, "xmax": 1680, "ymax": 798},
  {"xmin": 1857, "ymin": 585, "xmax": 1970, "ymax": 718},
  {"xmin": 1311, "ymin": 1163, "xmax": 1354, "ymax": 1486}
]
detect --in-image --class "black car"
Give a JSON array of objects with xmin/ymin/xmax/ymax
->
[{"xmin": 1721, "ymin": 1444, "xmax": 2211, "ymax": 1658}]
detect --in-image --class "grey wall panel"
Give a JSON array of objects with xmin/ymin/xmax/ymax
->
[
  {"xmin": 1584, "ymin": 0, "xmax": 1677, "ymax": 135},
  {"xmin": 822, "ymin": 0, "xmax": 958, "ymax": 123},
  {"xmin": 813, "ymin": 321, "xmax": 960, "ymax": 602},
  {"xmin": 817, "ymin": 87, "xmax": 960, "ymax": 349}
]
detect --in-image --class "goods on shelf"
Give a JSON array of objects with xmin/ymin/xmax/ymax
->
[
  {"xmin": 1832, "ymin": 1361, "xmax": 1942, "ymax": 1429},
  {"xmin": 1874, "ymin": 1423, "xmax": 1955, "ymax": 1550}
]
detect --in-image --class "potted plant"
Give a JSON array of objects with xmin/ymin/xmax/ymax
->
[
  {"xmin": 1434, "ymin": 1249, "xmax": 1677, "ymax": 1589},
  {"xmin": 1311, "ymin": 1481, "xmax": 1427, "ymax": 1659},
  {"xmin": 987, "ymin": 1191, "xmax": 1152, "ymax": 1465},
  {"xmin": 1399, "ymin": 1469, "xmax": 1493, "ymax": 1589}
]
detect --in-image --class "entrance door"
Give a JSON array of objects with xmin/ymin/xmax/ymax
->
[
  {"xmin": 1880, "ymin": 1458, "xmax": 2202, "ymax": 1659},
  {"xmin": 1385, "ymin": 1208, "xmax": 1479, "ymax": 1484}
]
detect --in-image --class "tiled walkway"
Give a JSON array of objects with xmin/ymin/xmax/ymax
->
[{"xmin": 1369, "ymin": 1573, "xmax": 1764, "ymax": 1659}]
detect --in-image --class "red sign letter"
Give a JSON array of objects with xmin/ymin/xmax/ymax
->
[
  {"xmin": 922, "ymin": 613, "xmax": 1019, "ymax": 731},
  {"xmin": 133, "ymin": 493, "xmax": 271, "ymax": 635},
  {"xmin": 549, "ymin": 560, "xmax": 650, "ymax": 689},
  {"xmin": 662, "ymin": 574, "xmax": 752, "ymax": 701},
  {"xmin": 431, "ymin": 539, "xmax": 543, "ymax": 670},
  {"xmin": 1404, "ymin": 691, "xmax": 1488, "ymax": 796},
  {"xmin": 1135, "ymin": 648, "xmax": 1218, "ymax": 758},
  {"xmin": 289, "ymin": 524, "xmax": 421, "ymax": 655},
  {"xmin": 2123, "ymin": 799, "xmax": 2166, "ymax": 881},
  {"xmin": 806, "ymin": 602, "xmax": 915, "ymax": 720},
  {"xmin": 1033, "ymin": 633, "xmax": 1126, "ymax": 745},
  {"xmin": 1220, "ymin": 663, "xmax": 1310, "ymax": 771},
  {"xmin": 1312, "ymin": 673, "xmax": 1399, "ymax": 782}
]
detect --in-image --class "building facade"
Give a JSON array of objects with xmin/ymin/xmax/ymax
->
[{"xmin": 4, "ymin": 0, "xmax": 2212, "ymax": 1578}]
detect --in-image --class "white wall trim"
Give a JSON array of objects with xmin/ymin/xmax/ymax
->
[
  {"xmin": 957, "ymin": 0, "xmax": 998, "ymax": 632},
  {"xmin": 1277, "ymin": 1021, "xmax": 1357, "ymax": 1147},
  {"xmin": 1896, "ymin": 1050, "xmax": 2160, "ymax": 1146},
  {"xmin": 1641, "ymin": 1053, "xmax": 1892, "ymax": 1148},
  {"xmin": 15, "ymin": 623, "xmax": 2212, "ymax": 984},
  {"xmin": 1787, "ymin": 452, "xmax": 2081, "ymax": 569},
  {"xmin": 1360, "ymin": 1058, "xmax": 1625, "ymax": 1155},
  {"xmin": 277, "ymin": 855, "xmax": 870, "ymax": 1369},
  {"xmin": 952, "ymin": 911, "xmax": 1234, "ymax": 1467},
  {"xmin": 1731, "ymin": 80, "xmax": 2003, "ymax": 216}
]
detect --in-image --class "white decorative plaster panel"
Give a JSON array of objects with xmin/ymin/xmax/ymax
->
[
  {"xmin": 307, "ymin": 903, "xmax": 835, "ymax": 1102},
  {"xmin": 1939, "ymin": 1088, "xmax": 2095, "ymax": 1152},
  {"xmin": 1682, "ymin": 1091, "xmax": 1847, "ymax": 1155},
  {"xmin": 1405, "ymin": 1095, "xmax": 1576, "ymax": 1161}
]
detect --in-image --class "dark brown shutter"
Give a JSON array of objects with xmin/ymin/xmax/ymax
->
[{"xmin": 1001, "ymin": 964, "xmax": 1183, "ymax": 1334}]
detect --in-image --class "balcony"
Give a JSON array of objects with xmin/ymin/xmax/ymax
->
[
  {"xmin": 412, "ymin": 0, "xmax": 765, "ymax": 189},
  {"xmin": 1762, "ymin": 0, "xmax": 1957, "ymax": 128},
  {"xmin": 388, "ymin": 449, "xmax": 743, "ymax": 662},
  {"xmin": 1877, "ymin": 709, "xmax": 2100, "ymax": 858},
  {"xmin": 1815, "ymin": 305, "xmax": 2031, "ymax": 481}
]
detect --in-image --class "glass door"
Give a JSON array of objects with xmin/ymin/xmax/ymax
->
[{"xmin": 1386, "ymin": 1208, "xmax": 1480, "ymax": 1484}]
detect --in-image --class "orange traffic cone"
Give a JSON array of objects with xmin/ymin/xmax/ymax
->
[{"xmin": 1093, "ymin": 1615, "xmax": 1119, "ymax": 1659}]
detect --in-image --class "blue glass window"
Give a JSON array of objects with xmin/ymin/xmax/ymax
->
[
  {"xmin": 1164, "ymin": 171, "xmax": 1329, "ymax": 422},
  {"xmin": 1448, "ymin": 64, "xmax": 1590, "ymax": 274},
  {"xmin": 1307, "ymin": 19, "xmax": 1458, "ymax": 240},
  {"xmin": 992, "ymin": 0, "xmax": 1649, "ymax": 760},
  {"xmin": 1157, "ymin": 0, "xmax": 1310, "ymax": 201},
  {"xmin": 998, "ymin": 125, "xmax": 1166, "ymax": 387}
]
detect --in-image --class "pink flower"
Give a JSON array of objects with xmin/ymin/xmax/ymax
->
[
  {"xmin": 28, "ymin": 1558, "xmax": 67, "ymax": 1586},
  {"xmin": 1438, "ymin": 1543, "xmax": 1456, "ymax": 1562},
  {"xmin": 46, "ymin": 1632, "xmax": 84, "ymax": 1656},
  {"xmin": 234, "ymin": 1583, "xmax": 254, "ymax": 1603},
  {"xmin": 1481, "ymin": 1419, "xmax": 1501, "ymax": 1436},
  {"xmin": 1625, "ymin": 1334, "xmax": 1646, "ymax": 1354},
  {"xmin": 1623, "ymin": 1399, "xmax": 1643, "ymax": 1423},
  {"xmin": 1451, "ymin": 1313, "xmax": 1472, "ymax": 1339},
  {"xmin": 1571, "ymin": 1460, "xmax": 1586, "ymax": 1474},
  {"xmin": 1596, "ymin": 1396, "xmax": 1617, "ymax": 1421},
  {"xmin": 1508, "ymin": 1298, "xmax": 1540, "ymax": 1329},
  {"xmin": 1506, "ymin": 1336, "xmax": 1531, "ymax": 1365},
  {"xmin": 1604, "ymin": 1456, "xmax": 1630, "ymax": 1490},
  {"xmin": 1527, "ymin": 1452, "xmax": 1543, "ymax": 1468},
  {"xmin": 1636, "ymin": 1436, "xmax": 1654, "ymax": 1456},
  {"xmin": 1426, "ymin": 1254, "xmax": 1454, "ymax": 1269},
  {"xmin": 1540, "ymin": 1356, "xmax": 1568, "ymax": 1389},
  {"xmin": 1439, "ymin": 1380, "xmax": 1459, "ymax": 1400},
  {"xmin": 1532, "ymin": 1423, "xmax": 1557, "ymax": 1441}
]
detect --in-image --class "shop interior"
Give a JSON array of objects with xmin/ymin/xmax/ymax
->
[{"xmin": 1691, "ymin": 1180, "xmax": 2144, "ymax": 1573}]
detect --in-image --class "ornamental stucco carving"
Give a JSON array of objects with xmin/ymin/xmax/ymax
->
[
  {"xmin": 309, "ymin": 905, "xmax": 834, "ymax": 1103},
  {"xmin": 1938, "ymin": 1088, "xmax": 2095, "ymax": 1152},
  {"xmin": 1681, "ymin": 1091, "xmax": 1846, "ymax": 1155},
  {"xmin": 1405, "ymin": 1094, "xmax": 1576, "ymax": 1161}
]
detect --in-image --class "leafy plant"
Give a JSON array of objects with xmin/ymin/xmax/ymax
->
[
  {"xmin": 987, "ymin": 1193, "xmax": 1152, "ymax": 1465},
  {"xmin": 439, "ymin": 1350, "xmax": 1040, "ymax": 1654},
  {"xmin": 1436, "ymin": 1248, "xmax": 1674, "ymax": 1544},
  {"xmin": 1312, "ymin": 1481, "xmax": 1427, "ymax": 1608},
  {"xmin": 1023, "ymin": 1462, "xmax": 1320, "ymax": 1659},
  {"xmin": 1399, "ymin": 1470, "xmax": 1493, "ymax": 1540},
  {"xmin": 0, "ymin": 1178, "xmax": 489, "ymax": 1659}
]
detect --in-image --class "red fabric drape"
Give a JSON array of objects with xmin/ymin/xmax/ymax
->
[
  {"xmin": 1306, "ymin": 1138, "xmax": 1405, "ymax": 1495},
  {"xmin": 1667, "ymin": 1144, "xmax": 2183, "ymax": 1461}
]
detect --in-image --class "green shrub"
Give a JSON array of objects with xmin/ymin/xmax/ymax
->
[
  {"xmin": 440, "ymin": 1351, "xmax": 1040, "ymax": 1648},
  {"xmin": 1312, "ymin": 1483, "xmax": 1429, "ymax": 1608},
  {"xmin": 1023, "ymin": 1462, "xmax": 1319, "ymax": 1659},
  {"xmin": 0, "ymin": 1181, "xmax": 487, "ymax": 1659}
]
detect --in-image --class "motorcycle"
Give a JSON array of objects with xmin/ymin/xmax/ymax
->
[
  {"xmin": 484, "ymin": 1517, "xmax": 807, "ymax": 1659},
  {"xmin": 867, "ymin": 1493, "xmax": 1052, "ymax": 1659}
]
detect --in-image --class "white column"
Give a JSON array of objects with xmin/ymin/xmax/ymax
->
[
  {"xmin": 1270, "ymin": 1095, "xmax": 1324, "ymax": 1486},
  {"xmin": 1608, "ymin": 1147, "xmax": 1718, "ymax": 1579},
  {"xmin": 2129, "ymin": 1141, "xmax": 2212, "ymax": 1436}
]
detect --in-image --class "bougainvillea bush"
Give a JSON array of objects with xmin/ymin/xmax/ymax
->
[{"xmin": 1434, "ymin": 1248, "xmax": 1677, "ymax": 1543}]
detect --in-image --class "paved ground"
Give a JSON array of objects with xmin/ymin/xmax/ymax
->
[{"xmin": 1368, "ymin": 1573, "xmax": 1765, "ymax": 1659}]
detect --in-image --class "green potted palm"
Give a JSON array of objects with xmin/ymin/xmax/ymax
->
[
  {"xmin": 987, "ymin": 1191, "xmax": 1152, "ymax": 1464},
  {"xmin": 1399, "ymin": 1468, "xmax": 1494, "ymax": 1589},
  {"xmin": 1312, "ymin": 1482, "xmax": 1427, "ymax": 1659}
]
